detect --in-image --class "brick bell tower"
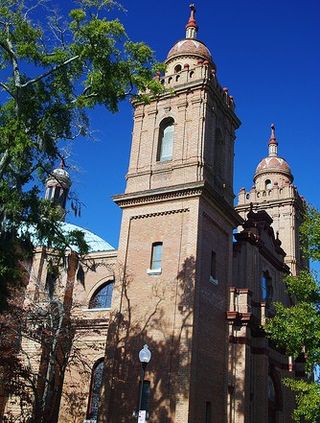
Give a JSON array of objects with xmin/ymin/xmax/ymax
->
[
  {"xmin": 236, "ymin": 125, "xmax": 306, "ymax": 275},
  {"xmin": 102, "ymin": 5, "xmax": 241, "ymax": 422}
]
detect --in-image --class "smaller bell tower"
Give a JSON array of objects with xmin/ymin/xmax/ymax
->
[
  {"xmin": 45, "ymin": 160, "xmax": 71, "ymax": 220},
  {"xmin": 236, "ymin": 125, "xmax": 305, "ymax": 274}
]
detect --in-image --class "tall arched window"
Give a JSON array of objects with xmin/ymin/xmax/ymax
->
[
  {"xmin": 158, "ymin": 118, "xmax": 174, "ymax": 162},
  {"xmin": 87, "ymin": 359, "xmax": 104, "ymax": 420},
  {"xmin": 89, "ymin": 281, "xmax": 114, "ymax": 309},
  {"xmin": 261, "ymin": 272, "xmax": 273, "ymax": 305}
]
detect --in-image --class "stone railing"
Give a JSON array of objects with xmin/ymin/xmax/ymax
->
[
  {"xmin": 237, "ymin": 184, "xmax": 299, "ymax": 206},
  {"xmin": 156, "ymin": 65, "xmax": 235, "ymax": 111}
]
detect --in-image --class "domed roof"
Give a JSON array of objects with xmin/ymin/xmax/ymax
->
[
  {"xmin": 254, "ymin": 124, "xmax": 293, "ymax": 182},
  {"xmin": 166, "ymin": 39, "xmax": 212, "ymax": 62},
  {"xmin": 61, "ymin": 223, "xmax": 115, "ymax": 253},
  {"xmin": 166, "ymin": 4, "xmax": 213, "ymax": 64},
  {"xmin": 28, "ymin": 222, "xmax": 115, "ymax": 253},
  {"xmin": 47, "ymin": 160, "xmax": 72, "ymax": 188},
  {"xmin": 51, "ymin": 167, "xmax": 71, "ymax": 187},
  {"xmin": 255, "ymin": 156, "xmax": 292, "ymax": 178}
]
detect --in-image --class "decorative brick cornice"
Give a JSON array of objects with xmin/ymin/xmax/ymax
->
[
  {"xmin": 131, "ymin": 208, "xmax": 189, "ymax": 220},
  {"xmin": 113, "ymin": 182, "xmax": 204, "ymax": 208},
  {"xmin": 114, "ymin": 181, "xmax": 243, "ymax": 226}
]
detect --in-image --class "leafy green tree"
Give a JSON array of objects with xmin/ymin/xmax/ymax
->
[
  {"xmin": 266, "ymin": 205, "xmax": 320, "ymax": 422},
  {"xmin": 0, "ymin": 0, "xmax": 163, "ymax": 310}
]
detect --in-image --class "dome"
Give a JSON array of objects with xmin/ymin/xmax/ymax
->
[
  {"xmin": 166, "ymin": 39, "xmax": 212, "ymax": 62},
  {"xmin": 166, "ymin": 4, "xmax": 213, "ymax": 65},
  {"xmin": 61, "ymin": 223, "xmax": 115, "ymax": 253},
  {"xmin": 255, "ymin": 156, "xmax": 292, "ymax": 179},
  {"xmin": 48, "ymin": 167, "xmax": 71, "ymax": 188},
  {"xmin": 28, "ymin": 222, "xmax": 115, "ymax": 253},
  {"xmin": 253, "ymin": 124, "xmax": 293, "ymax": 183}
]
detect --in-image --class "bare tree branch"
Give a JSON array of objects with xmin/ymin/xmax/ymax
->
[{"xmin": 23, "ymin": 0, "xmax": 49, "ymax": 19}]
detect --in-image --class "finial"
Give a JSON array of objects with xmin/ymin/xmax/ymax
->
[
  {"xmin": 268, "ymin": 123, "xmax": 278, "ymax": 157},
  {"xmin": 269, "ymin": 123, "xmax": 277, "ymax": 145},
  {"xmin": 186, "ymin": 4, "xmax": 198, "ymax": 39},
  {"xmin": 60, "ymin": 157, "xmax": 65, "ymax": 169}
]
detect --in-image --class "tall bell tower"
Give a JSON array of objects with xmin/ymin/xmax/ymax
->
[
  {"xmin": 125, "ymin": 4, "xmax": 238, "ymax": 205},
  {"xmin": 103, "ymin": 6, "xmax": 241, "ymax": 422}
]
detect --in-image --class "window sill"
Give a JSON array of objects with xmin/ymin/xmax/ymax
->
[
  {"xmin": 82, "ymin": 307, "xmax": 111, "ymax": 312},
  {"xmin": 209, "ymin": 276, "xmax": 218, "ymax": 286},
  {"xmin": 147, "ymin": 268, "xmax": 162, "ymax": 276}
]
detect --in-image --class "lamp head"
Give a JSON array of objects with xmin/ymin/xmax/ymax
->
[{"xmin": 139, "ymin": 344, "xmax": 151, "ymax": 364}]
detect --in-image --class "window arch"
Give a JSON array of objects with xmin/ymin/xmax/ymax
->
[
  {"xmin": 89, "ymin": 281, "xmax": 114, "ymax": 309},
  {"xmin": 265, "ymin": 179, "xmax": 272, "ymax": 190},
  {"xmin": 86, "ymin": 359, "xmax": 104, "ymax": 420},
  {"xmin": 261, "ymin": 272, "xmax": 273, "ymax": 305},
  {"xmin": 45, "ymin": 263, "xmax": 58, "ymax": 299},
  {"xmin": 157, "ymin": 118, "xmax": 174, "ymax": 162}
]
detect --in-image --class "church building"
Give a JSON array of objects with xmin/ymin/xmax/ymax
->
[{"xmin": 2, "ymin": 5, "xmax": 305, "ymax": 423}]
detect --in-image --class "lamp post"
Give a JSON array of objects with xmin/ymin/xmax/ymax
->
[{"xmin": 137, "ymin": 344, "xmax": 151, "ymax": 422}]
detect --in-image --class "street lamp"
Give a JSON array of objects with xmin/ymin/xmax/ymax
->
[{"xmin": 137, "ymin": 344, "xmax": 151, "ymax": 422}]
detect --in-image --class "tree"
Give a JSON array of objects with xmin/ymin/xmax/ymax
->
[
  {"xmin": 0, "ymin": 251, "xmax": 110, "ymax": 422},
  {"xmin": 266, "ymin": 205, "xmax": 320, "ymax": 422},
  {"xmin": 0, "ymin": 0, "xmax": 163, "ymax": 310}
]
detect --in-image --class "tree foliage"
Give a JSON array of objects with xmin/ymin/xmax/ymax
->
[
  {"xmin": 265, "ymin": 205, "xmax": 320, "ymax": 422},
  {"xmin": 0, "ymin": 0, "xmax": 163, "ymax": 310}
]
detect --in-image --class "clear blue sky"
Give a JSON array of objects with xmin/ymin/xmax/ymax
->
[{"xmin": 63, "ymin": 0, "xmax": 320, "ymax": 249}]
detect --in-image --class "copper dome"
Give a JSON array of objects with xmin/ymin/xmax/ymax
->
[{"xmin": 166, "ymin": 39, "xmax": 212, "ymax": 62}]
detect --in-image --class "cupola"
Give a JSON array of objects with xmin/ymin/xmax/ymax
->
[
  {"xmin": 45, "ymin": 160, "xmax": 71, "ymax": 217},
  {"xmin": 254, "ymin": 124, "xmax": 293, "ymax": 190},
  {"xmin": 166, "ymin": 4, "xmax": 214, "ymax": 71}
]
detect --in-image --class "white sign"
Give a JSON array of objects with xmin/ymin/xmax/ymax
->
[{"xmin": 138, "ymin": 410, "xmax": 146, "ymax": 422}]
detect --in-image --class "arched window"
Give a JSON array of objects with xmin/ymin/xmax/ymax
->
[
  {"xmin": 87, "ymin": 359, "xmax": 104, "ymax": 420},
  {"xmin": 261, "ymin": 272, "xmax": 273, "ymax": 305},
  {"xmin": 265, "ymin": 179, "xmax": 272, "ymax": 190},
  {"xmin": 158, "ymin": 118, "xmax": 174, "ymax": 162},
  {"xmin": 89, "ymin": 281, "xmax": 114, "ymax": 309},
  {"xmin": 174, "ymin": 64, "xmax": 182, "ymax": 73},
  {"xmin": 45, "ymin": 263, "xmax": 58, "ymax": 299}
]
